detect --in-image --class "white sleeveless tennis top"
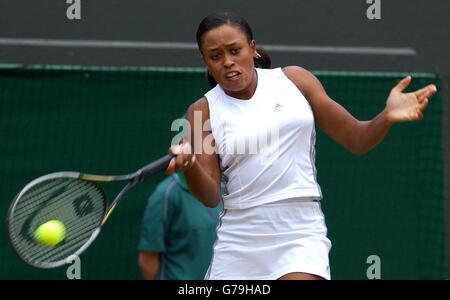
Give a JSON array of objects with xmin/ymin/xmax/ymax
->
[{"xmin": 205, "ymin": 68, "xmax": 322, "ymax": 210}]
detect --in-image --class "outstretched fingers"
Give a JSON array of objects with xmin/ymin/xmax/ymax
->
[
  {"xmin": 414, "ymin": 84, "xmax": 437, "ymax": 102},
  {"xmin": 393, "ymin": 76, "xmax": 412, "ymax": 92}
]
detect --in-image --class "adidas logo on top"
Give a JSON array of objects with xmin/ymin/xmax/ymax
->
[{"xmin": 273, "ymin": 103, "xmax": 283, "ymax": 111}]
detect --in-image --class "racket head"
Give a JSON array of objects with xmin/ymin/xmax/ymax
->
[{"xmin": 7, "ymin": 172, "xmax": 107, "ymax": 268}]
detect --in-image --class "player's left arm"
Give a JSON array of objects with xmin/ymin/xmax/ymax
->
[{"xmin": 282, "ymin": 66, "xmax": 436, "ymax": 154}]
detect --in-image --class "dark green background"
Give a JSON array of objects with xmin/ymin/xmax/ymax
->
[{"xmin": 0, "ymin": 66, "xmax": 444, "ymax": 279}]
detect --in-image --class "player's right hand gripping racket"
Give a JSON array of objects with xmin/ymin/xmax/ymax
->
[{"xmin": 6, "ymin": 154, "xmax": 173, "ymax": 269}]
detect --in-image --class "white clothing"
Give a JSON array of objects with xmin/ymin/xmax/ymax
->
[
  {"xmin": 204, "ymin": 198, "xmax": 332, "ymax": 280},
  {"xmin": 205, "ymin": 68, "xmax": 322, "ymax": 210}
]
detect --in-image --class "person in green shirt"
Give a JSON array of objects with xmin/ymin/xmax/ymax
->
[{"xmin": 137, "ymin": 172, "xmax": 222, "ymax": 280}]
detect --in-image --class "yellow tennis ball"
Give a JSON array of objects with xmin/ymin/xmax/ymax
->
[{"xmin": 34, "ymin": 220, "xmax": 66, "ymax": 246}]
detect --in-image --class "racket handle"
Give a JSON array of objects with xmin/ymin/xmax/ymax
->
[{"xmin": 138, "ymin": 154, "xmax": 174, "ymax": 181}]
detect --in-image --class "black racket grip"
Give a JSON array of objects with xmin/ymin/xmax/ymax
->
[{"xmin": 139, "ymin": 154, "xmax": 174, "ymax": 182}]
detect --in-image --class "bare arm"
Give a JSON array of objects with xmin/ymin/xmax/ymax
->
[
  {"xmin": 138, "ymin": 251, "xmax": 160, "ymax": 280},
  {"xmin": 166, "ymin": 98, "xmax": 222, "ymax": 207},
  {"xmin": 283, "ymin": 66, "xmax": 436, "ymax": 154}
]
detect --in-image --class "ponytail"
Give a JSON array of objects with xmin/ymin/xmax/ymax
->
[{"xmin": 253, "ymin": 47, "xmax": 271, "ymax": 69}]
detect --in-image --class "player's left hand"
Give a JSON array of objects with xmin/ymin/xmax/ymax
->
[{"xmin": 385, "ymin": 76, "xmax": 437, "ymax": 123}]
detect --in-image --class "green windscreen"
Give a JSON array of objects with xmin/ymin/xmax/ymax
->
[
  {"xmin": 0, "ymin": 65, "xmax": 444, "ymax": 279},
  {"xmin": 315, "ymin": 71, "xmax": 444, "ymax": 279}
]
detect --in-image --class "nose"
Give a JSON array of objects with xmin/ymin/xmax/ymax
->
[{"xmin": 223, "ymin": 54, "xmax": 234, "ymax": 68}]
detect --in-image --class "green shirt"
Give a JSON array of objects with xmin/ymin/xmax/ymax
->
[{"xmin": 138, "ymin": 174, "xmax": 221, "ymax": 279}]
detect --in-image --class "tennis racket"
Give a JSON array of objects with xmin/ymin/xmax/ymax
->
[{"xmin": 6, "ymin": 154, "xmax": 173, "ymax": 269}]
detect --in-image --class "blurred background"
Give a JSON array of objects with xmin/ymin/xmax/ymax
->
[{"xmin": 0, "ymin": 0, "xmax": 448, "ymax": 279}]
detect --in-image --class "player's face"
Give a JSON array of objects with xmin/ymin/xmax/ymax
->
[{"xmin": 201, "ymin": 24, "xmax": 257, "ymax": 99}]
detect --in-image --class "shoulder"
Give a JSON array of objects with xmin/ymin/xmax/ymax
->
[
  {"xmin": 282, "ymin": 65, "xmax": 312, "ymax": 79},
  {"xmin": 281, "ymin": 66, "xmax": 323, "ymax": 98},
  {"xmin": 186, "ymin": 97, "xmax": 210, "ymax": 121},
  {"xmin": 188, "ymin": 97, "xmax": 208, "ymax": 111}
]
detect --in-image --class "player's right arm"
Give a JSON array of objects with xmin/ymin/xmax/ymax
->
[{"xmin": 167, "ymin": 98, "xmax": 222, "ymax": 207}]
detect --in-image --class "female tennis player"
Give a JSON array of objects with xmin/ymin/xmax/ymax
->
[{"xmin": 166, "ymin": 12, "xmax": 437, "ymax": 280}]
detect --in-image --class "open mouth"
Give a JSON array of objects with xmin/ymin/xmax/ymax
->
[{"xmin": 225, "ymin": 71, "xmax": 241, "ymax": 80}]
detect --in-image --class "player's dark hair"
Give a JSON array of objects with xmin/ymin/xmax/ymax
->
[{"xmin": 196, "ymin": 12, "xmax": 271, "ymax": 87}]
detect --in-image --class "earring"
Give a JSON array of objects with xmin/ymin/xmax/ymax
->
[{"xmin": 255, "ymin": 52, "xmax": 262, "ymax": 59}]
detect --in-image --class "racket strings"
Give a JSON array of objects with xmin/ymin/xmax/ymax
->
[
  {"xmin": 13, "ymin": 179, "xmax": 91, "ymax": 224},
  {"xmin": 12, "ymin": 179, "xmax": 98, "ymax": 233},
  {"xmin": 17, "ymin": 205, "xmax": 101, "ymax": 262},
  {"xmin": 12, "ymin": 179, "xmax": 70, "ymax": 220},
  {"xmin": 9, "ymin": 177, "xmax": 106, "ymax": 268}
]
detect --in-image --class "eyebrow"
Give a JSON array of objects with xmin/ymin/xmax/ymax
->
[{"xmin": 206, "ymin": 41, "xmax": 240, "ymax": 52}]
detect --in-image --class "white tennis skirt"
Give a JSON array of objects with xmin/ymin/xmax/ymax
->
[{"xmin": 205, "ymin": 197, "xmax": 332, "ymax": 280}]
